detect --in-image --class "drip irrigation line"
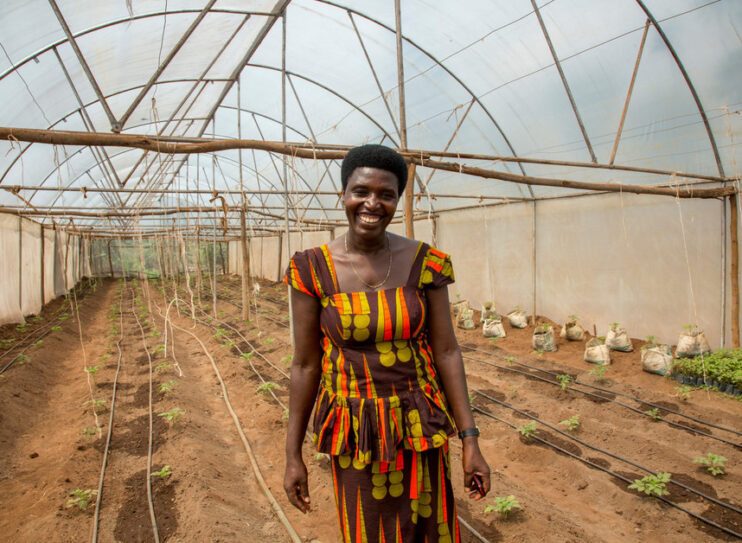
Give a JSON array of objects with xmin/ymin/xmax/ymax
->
[
  {"xmin": 129, "ymin": 285, "xmax": 161, "ymax": 543},
  {"xmin": 151, "ymin": 297, "xmax": 302, "ymax": 543},
  {"xmin": 471, "ymin": 403, "xmax": 742, "ymax": 540},
  {"xmin": 467, "ymin": 344, "xmax": 742, "ymax": 437},
  {"xmin": 463, "ymin": 352, "xmax": 741, "ymax": 449},
  {"xmin": 92, "ymin": 280, "xmax": 126, "ymax": 542},
  {"xmin": 473, "ymin": 387, "xmax": 742, "ymax": 516}
]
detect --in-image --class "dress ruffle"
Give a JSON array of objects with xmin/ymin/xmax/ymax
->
[{"xmin": 313, "ymin": 383, "xmax": 455, "ymax": 464}]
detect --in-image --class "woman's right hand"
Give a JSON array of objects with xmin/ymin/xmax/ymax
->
[{"xmin": 284, "ymin": 456, "xmax": 311, "ymax": 513}]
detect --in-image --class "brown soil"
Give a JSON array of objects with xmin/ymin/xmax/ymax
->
[{"xmin": 0, "ymin": 277, "xmax": 740, "ymax": 542}]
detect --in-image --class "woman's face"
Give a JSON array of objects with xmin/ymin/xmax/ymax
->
[{"xmin": 343, "ymin": 167, "xmax": 400, "ymax": 240}]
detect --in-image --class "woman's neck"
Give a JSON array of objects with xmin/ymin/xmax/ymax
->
[{"xmin": 346, "ymin": 231, "xmax": 389, "ymax": 254}]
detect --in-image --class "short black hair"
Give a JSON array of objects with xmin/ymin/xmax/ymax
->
[{"xmin": 341, "ymin": 144, "xmax": 409, "ymax": 194}]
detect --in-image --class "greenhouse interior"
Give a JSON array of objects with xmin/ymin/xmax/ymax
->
[{"xmin": 0, "ymin": 1, "xmax": 740, "ymax": 542}]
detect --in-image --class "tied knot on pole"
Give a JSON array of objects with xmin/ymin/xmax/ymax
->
[{"xmin": 81, "ymin": 186, "xmax": 88, "ymax": 199}]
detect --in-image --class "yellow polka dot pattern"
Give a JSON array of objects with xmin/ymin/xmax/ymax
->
[{"xmin": 375, "ymin": 339, "xmax": 413, "ymax": 368}]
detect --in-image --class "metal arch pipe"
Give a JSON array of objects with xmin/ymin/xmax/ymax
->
[
  {"xmin": 633, "ymin": 0, "xmax": 725, "ymax": 178},
  {"xmin": 313, "ymin": 0, "xmax": 527, "ymax": 177}
]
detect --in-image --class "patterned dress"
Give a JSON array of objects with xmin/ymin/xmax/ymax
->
[{"xmin": 285, "ymin": 242, "xmax": 460, "ymax": 543}]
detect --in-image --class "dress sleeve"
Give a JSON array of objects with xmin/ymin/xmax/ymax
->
[
  {"xmin": 283, "ymin": 250, "xmax": 319, "ymax": 297},
  {"xmin": 420, "ymin": 246, "xmax": 455, "ymax": 289}
]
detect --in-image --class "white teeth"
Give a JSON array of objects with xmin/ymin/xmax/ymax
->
[{"xmin": 359, "ymin": 214, "xmax": 381, "ymax": 224}]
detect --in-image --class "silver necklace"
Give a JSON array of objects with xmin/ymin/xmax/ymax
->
[{"xmin": 345, "ymin": 233, "xmax": 393, "ymax": 290}]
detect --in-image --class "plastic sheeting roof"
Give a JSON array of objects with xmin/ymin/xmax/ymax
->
[{"xmin": 0, "ymin": 0, "xmax": 740, "ymax": 232}]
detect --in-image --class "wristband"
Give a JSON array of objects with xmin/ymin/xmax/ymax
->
[{"xmin": 457, "ymin": 427, "xmax": 480, "ymax": 439}]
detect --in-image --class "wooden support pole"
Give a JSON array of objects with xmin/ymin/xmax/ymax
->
[
  {"xmin": 107, "ymin": 239, "xmax": 114, "ymax": 277},
  {"xmin": 730, "ymin": 193, "xmax": 739, "ymax": 348},
  {"xmin": 40, "ymin": 224, "xmax": 45, "ymax": 304},
  {"xmin": 405, "ymin": 162, "xmax": 415, "ymax": 238},
  {"xmin": 18, "ymin": 216, "xmax": 23, "ymax": 314},
  {"xmin": 277, "ymin": 232, "xmax": 283, "ymax": 282},
  {"xmin": 240, "ymin": 207, "xmax": 251, "ymax": 321},
  {"xmin": 610, "ymin": 19, "xmax": 650, "ymax": 165},
  {"xmin": 195, "ymin": 227, "xmax": 202, "ymax": 306}
]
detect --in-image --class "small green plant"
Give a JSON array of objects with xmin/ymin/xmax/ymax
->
[
  {"xmin": 212, "ymin": 328, "xmax": 228, "ymax": 339},
  {"xmin": 240, "ymin": 352, "xmax": 254, "ymax": 362},
  {"xmin": 610, "ymin": 322, "xmax": 621, "ymax": 331},
  {"xmin": 85, "ymin": 365, "xmax": 99, "ymax": 376},
  {"xmin": 101, "ymin": 354, "xmax": 110, "ymax": 361},
  {"xmin": 556, "ymin": 374, "xmax": 572, "ymax": 391},
  {"xmin": 628, "ymin": 472, "xmax": 671, "ymax": 497},
  {"xmin": 645, "ymin": 407, "xmax": 662, "ymax": 420},
  {"xmin": 151, "ymin": 465, "xmax": 173, "ymax": 478},
  {"xmin": 51, "ymin": 325, "xmax": 61, "ymax": 331},
  {"xmin": 15, "ymin": 354, "xmax": 29, "ymax": 365},
  {"xmin": 223, "ymin": 340, "xmax": 236, "ymax": 348},
  {"xmin": 532, "ymin": 348, "xmax": 544, "ymax": 358},
  {"xmin": 151, "ymin": 329, "xmax": 161, "ymax": 337},
  {"xmin": 16, "ymin": 322, "xmax": 29, "ymax": 332},
  {"xmin": 568, "ymin": 314, "xmax": 578, "ymax": 321},
  {"xmin": 257, "ymin": 381, "xmax": 279, "ymax": 395},
  {"xmin": 485, "ymin": 495, "xmax": 522, "ymax": 519},
  {"xmin": 32, "ymin": 340, "xmax": 43, "ymax": 347},
  {"xmin": 66, "ymin": 488, "xmax": 98, "ymax": 511},
  {"xmin": 82, "ymin": 426, "xmax": 99, "ymax": 437},
  {"xmin": 588, "ymin": 365, "xmax": 608, "ymax": 382},
  {"xmin": 559, "ymin": 414, "xmax": 580, "ymax": 431},
  {"xmin": 158, "ymin": 407, "xmax": 185, "ymax": 425},
  {"xmin": 85, "ymin": 399, "xmax": 106, "ymax": 411},
  {"xmin": 675, "ymin": 385, "xmax": 692, "ymax": 400},
  {"xmin": 154, "ymin": 362, "xmax": 172, "ymax": 372},
  {"xmin": 488, "ymin": 337, "xmax": 500, "ymax": 345},
  {"xmin": 518, "ymin": 421, "xmax": 538, "ymax": 439},
  {"xmin": 158, "ymin": 381, "xmax": 178, "ymax": 394},
  {"xmin": 0, "ymin": 338, "xmax": 15, "ymax": 347},
  {"xmin": 505, "ymin": 356, "xmax": 516, "ymax": 363},
  {"xmin": 693, "ymin": 453, "xmax": 727, "ymax": 476},
  {"xmin": 262, "ymin": 337, "xmax": 275, "ymax": 345},
  {"xmin": 280, "ymin": 354, "xmax": 294, "ymax": 365},
  {"xmin": 282, "ymin": 409, "xmax": 289, "ymax": 420}
]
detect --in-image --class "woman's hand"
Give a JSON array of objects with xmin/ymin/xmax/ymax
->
[
  {"xmin": 284, "ymin": 456, "xmax": 311, "ymax": 513},
  {"xmin": 462, "ymin": 438, "xmax": 490, "ymax": 500}
]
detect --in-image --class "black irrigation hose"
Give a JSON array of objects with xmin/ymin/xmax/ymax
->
[
  {"xmin": 473, "ymin": 388, "xmax": 742, "ymax": 516},
  {"xmin": 129, "ymin": 285, "xmax": 160, "ymax": 543},
  {"xmin": 463, "ymin": 352, "xmax": 741, "ymax": 450},
  {"xmin": 92, "ymin": 280, "xmax": 126, "ymax": 543},
  {"xmin": 471, "ymin": 402, "xmax": 742, "ymax": 540},
  {"xmin": 466, "ymin": 344, "xmax": 742, "ymax": 438}
]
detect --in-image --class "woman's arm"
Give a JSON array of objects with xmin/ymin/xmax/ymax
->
[
  {"xmin": 426, "ymin": 286, "xmax": 491, "ymax": 499},
  {"xmin": 283, "ymin": 287, "xmax": 323, "ymax": 513}
]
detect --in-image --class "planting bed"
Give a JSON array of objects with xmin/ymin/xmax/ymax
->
[{"xmin": 0, "ymin": 276, "xmax": 740, "ymax": 542}]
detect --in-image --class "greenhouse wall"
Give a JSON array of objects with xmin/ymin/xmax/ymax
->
[{"xmin": 0, "ymin": 212, "xmax": 86, "ymax": 325}]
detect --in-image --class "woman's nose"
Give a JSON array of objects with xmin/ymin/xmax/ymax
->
[{"xmin": 364, "ymin": 193, "xmax": 380, "ymax": 208}]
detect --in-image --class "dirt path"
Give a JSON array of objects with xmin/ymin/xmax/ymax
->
[{"xmin": 0, "ymin": 277, "xmax": 740, "ymax": 542}]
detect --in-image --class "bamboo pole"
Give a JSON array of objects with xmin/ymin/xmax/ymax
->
[
  {"xmin": 731, "ymin": 193, "xmax": 739, "ymax": 348},
  {"xmin": 40, "ymin": 224, "xmax": 45, "ymax": 304},
  {"xmin": 405, "ymin": 162, "xmax": 415, "ymax": 238},
  {"xmin": 196, "ymin": 227, "xmax": 202, "ymax": 307},
  {"xmin": 1, "ymin": 127, "xmax": 731, "ymax": 197},
  {"xmin": 107, "ymin": 239, "xmax": 114, "ymax": 277}
]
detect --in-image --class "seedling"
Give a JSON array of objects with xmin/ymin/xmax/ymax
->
[
  {"xmin": 101, "ymin": 354, "xmax": 110, "ymax": 361},
  {"xmin": 262, "ymin": 337, "xmax": 275, "ymax": 345},
  {"xmin": 151, "ymin": 465, "xmax": 173, "ymax": 479},
  {"xmin": 282, "ymin": 409, "xmax": 289, "ymax": 420},
  {"xmin": 556, "ymin": 374, "xmax": 572, "ymax": 391},
  {"xmin": 66, "ymin": 488, "xmax": 98, "ymax": 511},
  {"xmin": 32, "ymin": 340, "xmax": 43, "ymax": 347},
  {"xmin": 15, "ymin": 354, "xmax": 29, "ymax": 365},
  {"xmin": 82, "ymin": 426, "xmax": 99, "ymax": 437},
  {"xmin": 51, "ymin": 326, "xmax": 61, "ymax": 331},
  {"xmin": 16, "ymin": 322, "xmax": 29, "ymax": 332},
  {"xmin": 675, "ymin": 385, "xmax": 692, "ymax": 400},
  {"xmin": 589, "ymin": 365, "xmax": 608, "ymax": 382},
  {"xmin": 158, "ymin": 407, "xmax": 185, "ymax": 425},
  {"xmin": 568, "ymin": 314, "xmax": 578, "ymax": 321},
  {"xmin": 468, "ymin": 393, "xmax": 475, "ymax": 406},
  {"xmin": 212, "ymin": 328, "xmax": 228, "ymax": 339},
  {"xmin": 223, "ymin": 340, "xmax": 236, "ymax": 348},
  {"xmin": 489, "ymin": 337, "xmax": 500, "ymax": 345},
  {"xmin": 645, "ymin": 408, "xmax": 662, "ymax": 420},
  {"xmin": 154, "ymin": 362, "xmax": 172, "ymax": 372},
  {"xmin": 85, "ymin": 365, "xmax": 99, "ymax": 378},
  {"xmin": 518, "ymin": 421, "xmax": 538, "ymax": 439},
  {"xmin": 151, "ymin": 329, "xmax": 161, "ymax": 337},
  {"xmin": 610, "ymin": 322, "xmax": 621, "ymax": 331},
  {"xmin": 693, "ymin": 453, "xmax": 727, "ymax": 476},
  {"xmin": 485, "ymin": 495, "xmax": 522, "ymax": 519},
  {"xmin": 628, "ymin": 472, "xmax": 671, "ymax": 497},
  {"xmin": 0, "ymin": 338, "xmax": 15, "ymax": 348},
  {"xmin": 505, "ymin": 356, "xmax": 516, "ymax": 363},
  {"xmin": 85, "ymin": 399, "xmax": 106, "ymax": 411},
  {"xmin": 281, "ymin": 354, "xmax": 294, "ymax": 365},
  {"xmin": 559, "ymin": 414, "xmax": 580, "ymax": 431},
  {"xmin": 257, "ymin": 381, "xmax": 279, "ymax": 395},
  {"xmin": 532, "ymin": 349, "xmax": 544, "ymax": 358},
  {"xmin": 158, "ymin": 381, "xmax": 178, "ymax": 394}
]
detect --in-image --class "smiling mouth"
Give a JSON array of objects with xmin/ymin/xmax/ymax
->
[{"xmin": 358, "ymin": 213, "xmax": 382, "ymax": 224}]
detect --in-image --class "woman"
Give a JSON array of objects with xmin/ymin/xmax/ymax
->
[{"xmin": 284, "ymin": 144, "xmax": 489, "ymax": 542}]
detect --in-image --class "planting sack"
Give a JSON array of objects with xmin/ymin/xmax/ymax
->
[
  {"xmin": 507, "ymin": 310, "xmax": 528, "ymax": 328},
  {"xmin": 606, "ymin": 326, "xmax": 633, "ymax": 352},
  {"xmin": 642, "ymin": 345, "xmax": 673, "ymax": 375},
  {"xmin": 560, "ymin": 321, "xmax": 586, "ymax": 342},
  {"xmin": 584, "ymin": 338, "xmax": 610, "ymax": 366},
  {"xmin": 481, "ymin": 304, "xmax": 499, "ymax": 323},
  {"xmin": 452, "ymin": 299, "xmax": 470, "ymax": 317},
  {"xmin": 532, "ymin": 325, "xmax": 558, "ymax": 352},
  {"xmin": 483, "ymin": 318, "xmax": 506, "ymax": 338},
  {"xmin": 457, "ymin": 308, "xmax": 476, "ymax": 330},
  {"xmin": 676, "ymin": 329, "xmax": 711, "ymax": 358}
]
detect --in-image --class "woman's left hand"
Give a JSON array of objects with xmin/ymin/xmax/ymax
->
[{"xmin": 462, "ymin": 438, "xmax": 490, "ymax": 500}]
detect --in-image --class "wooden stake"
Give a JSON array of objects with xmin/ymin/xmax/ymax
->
[
  {"xmin": 107, "ymin": 239, "xmax": 114, "ymax": 277},
  {"xmin": 405, "ymin": 162, "xmax": 415, "ymax": 238},
  {"xmin": 277, "ymin": 232, "xmax": 283, "ymax": 282},
  {"xmin": 730, "ymin": 193, "xmax": 739, "ymax": 348},
  {"xmin": 240, "ymin": 207, "xmax": 251, "ymax": 321},
  {"xmin": 40, "ymin": 224, "xmax": 45, "ymax": 304},
  {"xmin": 195, "ymin": 227, "xmax": 202, "ymax": 307}
]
